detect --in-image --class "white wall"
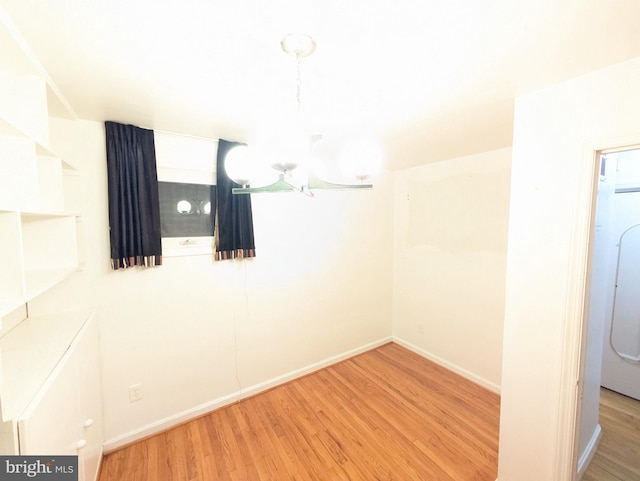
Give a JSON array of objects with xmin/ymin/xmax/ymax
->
[
  {"xmin": 498, "ymin": 56, "xmax": 640, "ymax": 480},
  {"xmin": 392, "ymin": 148, "xmax": 511, "ymax": 391},
  {"xmin": 31, "ymin": 120, "xmax": 395, "ymax": 449}
]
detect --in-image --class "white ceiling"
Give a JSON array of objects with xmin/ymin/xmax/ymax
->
[{"xmin": 2, "ymin": 0, "xmax": 640, "ymax": 170}]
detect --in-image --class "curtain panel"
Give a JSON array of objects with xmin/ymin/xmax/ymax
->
[
  {"xmin": 215, "ymin": 139, "xmax": 256, "ymax": 260},
  {"xmin": 105, "ymin": 121, "xmax": 162, "ymax": 269}
]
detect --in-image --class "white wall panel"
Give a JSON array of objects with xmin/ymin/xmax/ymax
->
[{"xmin": 393, "ymin": 148, "xmax": 511, "ymax": 391}]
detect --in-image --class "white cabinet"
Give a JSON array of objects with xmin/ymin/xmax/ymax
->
[
  {"xmin": 0, "ymin": 10, "xmax": 101, "ymax": 481},
  {"xmin": 74, "ymin": 319, "xmax": 104, "ymax": 481},
  {"xmin": 0, "ymin": 11, "xmax": 81, "ymax": 325},
  {"xmin": 0, "ymin": 312, "xmax": 103, "ymax": 481}
]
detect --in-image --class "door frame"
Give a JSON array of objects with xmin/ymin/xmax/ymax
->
[{"xmin": 569, "ymin": 137, "xmax": 640, "ymax": 479}]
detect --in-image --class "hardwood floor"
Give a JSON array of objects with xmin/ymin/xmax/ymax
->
[
  {"xmin": 582, "ymin": 388, "xmax": 640, "ymax": 481},
  {"xmin": 99, "ymin": 342, "xmax": 501, "ymax": 481}
]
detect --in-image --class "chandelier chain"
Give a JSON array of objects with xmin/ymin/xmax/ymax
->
[{"xmin": 296, "ymin": 51, "xmax": 302, "ymax": 112}]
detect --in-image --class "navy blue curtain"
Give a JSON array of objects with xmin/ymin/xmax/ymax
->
[
  {"xmin": 105, "ymin": 121, "xmax": 162, "ymax": 269},
  {"xmin": 215, "ymin": 139, "xmax": 256, "ymax": 260}
]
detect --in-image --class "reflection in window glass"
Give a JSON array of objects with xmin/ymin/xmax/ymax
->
[
  {"xmin": 177, "ymin": 199, "xmax": 193, "ymax": 214},
  {"xmin": 158, "ymin": 182, "xmax": 216, "ymax": 238}
]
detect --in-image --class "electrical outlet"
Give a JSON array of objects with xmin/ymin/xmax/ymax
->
[
  {"xmin": 128, "ymin": 383, "xmax": 143, "ymax": 402},
  {"xmin": 418, "ymin": 323, "xmax": 424, "ymax": 335}
]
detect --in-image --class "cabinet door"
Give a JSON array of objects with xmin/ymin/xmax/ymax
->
[
  {"xmin": 75, "ymin": 317, "xmax": 103, "ymax": 481},
  {"xmin": 17, "ymin": 316, "xmax": 103, "ymax": 481},
  {"xmin": 0, "ymin": 419, "xmax": 19, "ymax": 455},
  {"xmin": 17, "ymin": 346, "xmax": 82, "ymax": 455}
]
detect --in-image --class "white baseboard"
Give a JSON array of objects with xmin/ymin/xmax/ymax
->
[
  {"xmin": 577, "ymin": 423, "xmax": 602, "ymax": 480},
  {"xmin": 103, "ymin": 336, "xmax": 392, "ymax": 453},
  {"xmin": 91, "ymin": 448, "xmax": 104, "ymax": 481},
  {"xmin": 392, "ymin": 337, "xmax": 501, "ymax": 394}
]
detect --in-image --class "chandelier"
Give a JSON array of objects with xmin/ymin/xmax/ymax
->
[{"xmin": 224, "ymin": 33, "xmax": 383, "ymax": 197}]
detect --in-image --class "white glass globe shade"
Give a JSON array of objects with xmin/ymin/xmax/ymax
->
[
  {"xmin": 310, "ymin": 137, "xmax": 340, "ymax": 182},
  {"xmin": 339, "ymin": 139, "xmax": 383, "ymax": 182},
  {"xmin": 262, "ymin": 123, "xmax": 309, "ymax": 174},
  {"xmin": 224, "ymin": 145, "xmax": 253, "ymax": 186}
]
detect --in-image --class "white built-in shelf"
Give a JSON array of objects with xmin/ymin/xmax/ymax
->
[
  {"xmin": 0, "ymin": 5, "xmax": 76, "ymax": 122},
  {"xmin": 0, "ymin": 7, "xmax": 95, "ymax": 464},
  {"xmin": 0, "ymin": 210, "xmax": 79, "ymax": 320},
  {"xmin": 23, "ymin": 268, "xmax": 78, "ymax": 302},
  {"xmin": 0, "ymin": 114, "xmax": 77, "ymax": 170},
  {"xmin": 0, "ymin": 310, "xmax": 92, "ymax": 422},
  {"xmin": 0, "ymin": 59, "xmax": 81, "ymax": 323}
]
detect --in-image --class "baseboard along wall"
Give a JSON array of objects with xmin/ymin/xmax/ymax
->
[
  {"xmin": 103, "ymin": 337, "xmax": 392, "ymax": 452},
  {"xmin": 103, "ymin": 335, "xmax": 502, "ymax": 452},
  {"xmin": 577, "ymin": 424, "xmax": 602, "ymax": 479},
  {"xmin": 392, "ymin": 337, "xmax": 502, "ymax": 394}
]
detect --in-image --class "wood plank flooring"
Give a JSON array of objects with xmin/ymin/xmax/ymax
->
[
  {"xmin": 582, "ymin": 387, "xmax": 640, "ymax": 481},
  {"xmin": 98, "ymin": 342, "xmax": 501, "ymax": 481}
]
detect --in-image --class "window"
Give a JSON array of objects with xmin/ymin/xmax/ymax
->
[{"xmin": 158, "ymin": 181, "xmax": 216, "ymax": 257}]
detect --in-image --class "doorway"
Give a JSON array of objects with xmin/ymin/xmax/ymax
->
[
  {"xmin": 600, "ymin": 150, "xmax": 640, "ymax": 398},
  {"xmin": 579, "ymin": 148, "xmax": 640, "ymax": 479}
]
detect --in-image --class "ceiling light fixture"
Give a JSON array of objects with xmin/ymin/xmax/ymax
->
[{"xmin": 224, "ymin": 33, "xmax": 382, "ymax": 196}]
